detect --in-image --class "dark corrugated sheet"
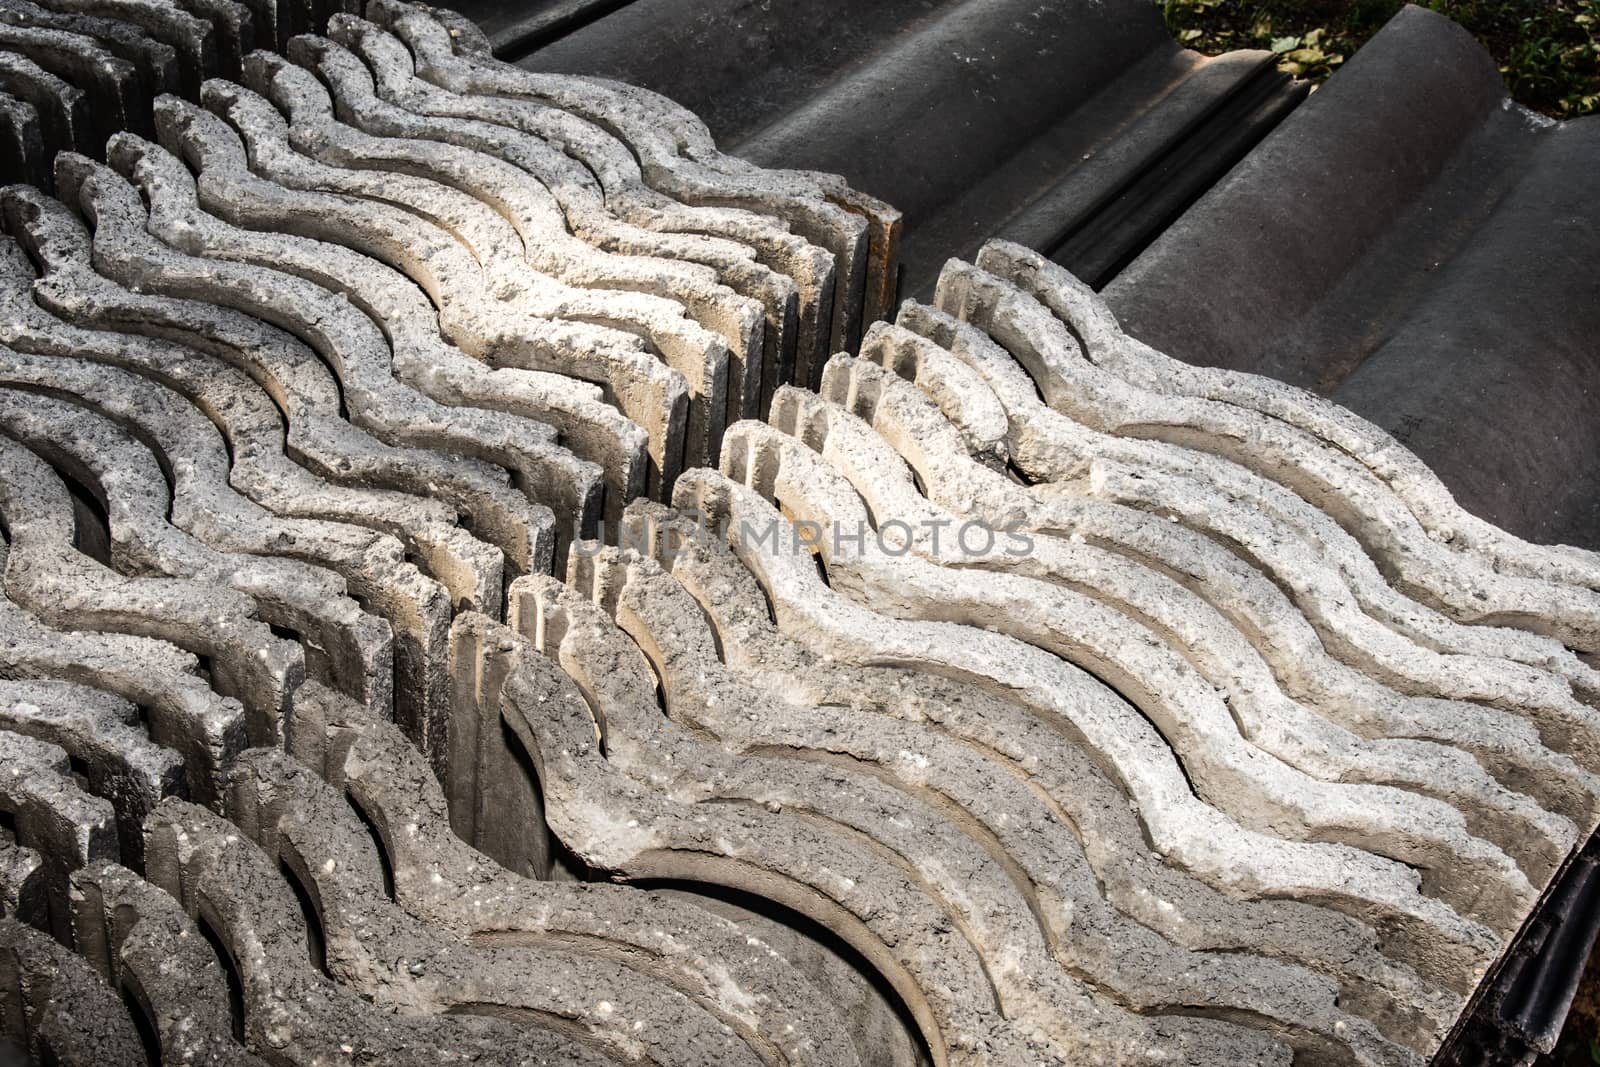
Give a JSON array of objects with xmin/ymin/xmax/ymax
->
[
  {"xmin": 1104, "ymin": 5, "xmax": 1600, "ymax": 556},
  {"xmin": 510, "ymin": 0, "xmax": 1304, "ymax": 297}
]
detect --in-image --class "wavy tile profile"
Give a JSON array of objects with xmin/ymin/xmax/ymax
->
[
  {"xmin": 0, "ymin": 0, "xmax": 1594, "ymax": 1063},
  {"xmin": 438, "ymin": 244, "xmax": 1600, "ymax": 1064},
  {"xmin": 0, "ymin": 0, "xmax": 896, "ymax": 507}
]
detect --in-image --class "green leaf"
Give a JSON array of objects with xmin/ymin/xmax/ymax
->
[{"xmin": 1270, "ymin": 35, "xmax": 1300, "ymax": 53}]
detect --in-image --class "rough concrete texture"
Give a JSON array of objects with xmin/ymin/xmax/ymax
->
[
  {"xmin": 0, "ymin": 2, "xmax": 899, "ymax": 1062},
  {"xmin": 0, "ymin": 0, "xmax": 896, "ymax": 506},
  {"xmin": 578, "ymin": 244, "xmax": 1595, "ymax": 1062},
  {"xmin": 659, "ymin": 242, "xmax": 1600, "ymax": 1062},
  {"xmin": 0, "ymin": 1, "xmax": 1592, "ymax": 1064}
]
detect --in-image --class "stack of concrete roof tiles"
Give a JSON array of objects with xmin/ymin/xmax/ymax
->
[{"xmin": 0, "ymin": 0, "xmax": 1597, "ymax": 1064}]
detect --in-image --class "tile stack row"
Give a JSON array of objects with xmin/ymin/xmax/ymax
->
[
  {"xmin": 0, "ymin": 1, "xmax": 1596, "ymax": 1063},
  {"xmin": 0, "ymin": 4, "xmax": 895, "ymax": 1062}
]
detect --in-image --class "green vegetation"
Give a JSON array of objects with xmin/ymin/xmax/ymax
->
[{"xmin": 1160, "ymin": 0, "xmax": 1600, "ymax": 116}]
